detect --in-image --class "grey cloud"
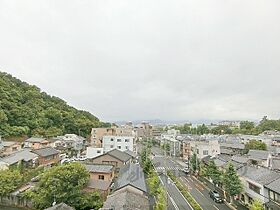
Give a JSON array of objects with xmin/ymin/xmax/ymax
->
[{"xmin": 0, "ymin": 0, "xmax": 280, "ymax": 122}]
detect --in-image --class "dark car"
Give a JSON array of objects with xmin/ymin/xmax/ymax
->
[{"xmin": 209, "ymin": 190, "xmax": 223, "ymax": 203}]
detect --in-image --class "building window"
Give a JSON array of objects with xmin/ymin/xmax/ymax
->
[
  {"xmin": 125, "ymin": 139, "xmax": 130, "ymax": 142},
  {"xmin": 248, "ymin": 182, "xmax": 261, "ymax": 194},
  {"xmin": 203, "ymin": 150, "xmax": 208, "ymax": 155},
  {"xmin": 97, "ymin": 150, "xmax": 101, "ymax": 154},
  {"xmin": 196, "ymin": 149, "xmax": 199, "ymax": 154},
  {"xmin": 111, "ymin": 138, "xmax": 114, "ymax": 141},
  {"xmin": 125, "ymin": 146, "xmax": 129, "ymax": 150},
  {"xmin": 118, "ymin": 146, "xmax": 121, "ymax": 149},
  {"xmin": 117, "ymin": 139, "xmax": 121, "ymax": 142},
  {"xmin": 98, "ymin": 175, "xmax": 104, "ymax": 180},
  {"xmin": 110, "ymin": 145, "xmax": 114, "ymax": 148}
]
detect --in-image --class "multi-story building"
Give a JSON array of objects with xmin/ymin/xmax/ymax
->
[
  {"xmin": 102, "ymin": 136, "xmax": 134, "ymax": 153},
  {"xmin": 189, "ymin": 139, "xmax": 220, "ymax": 159},
  {"xmin": 90, "ymin": 126, "xmax": 134, "ymax": 147}
]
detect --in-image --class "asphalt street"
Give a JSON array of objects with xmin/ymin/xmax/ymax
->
[{"xmin": 151, "ymin": 146, "xmax": 232, "ymax": 210}]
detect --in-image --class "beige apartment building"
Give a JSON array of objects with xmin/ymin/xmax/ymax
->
[{"xmin": 90, "ymin": 126, "xmax": 133, "ymax": 147}]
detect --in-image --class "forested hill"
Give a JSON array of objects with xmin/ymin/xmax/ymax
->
[{"xmin": 0, "ymin": 72, "xmax": 108, "ymax": 138}]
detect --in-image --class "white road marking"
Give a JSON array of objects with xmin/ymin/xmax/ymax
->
[
  {"xmin": 167, "ymin": 191, "xmax": 180, "ymax": 210},
  {"xmin": 197, "ymin": 189, "xmax": 205, "ymax": 197},
  {"xmin": 213, "ymin": 205, "xmax": 219, "ymax": 210},
  {"xmin": 184, "ymin": 177, "xmax": 190, "ymax": 183}
]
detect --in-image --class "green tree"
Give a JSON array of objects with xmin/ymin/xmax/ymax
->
[
  {"xmin": 30, "ymin": 162, "xmax": 102, "ymax": 210},
  {"xmin": 0, "ymin": 170, "xmax": 23, "ymax": 198},
  {"xmin": 249, "ymin": 199, "xmax": 264, "ymax": 210},
  {"xmin": 0, "ymin": 72, "xmax": 107, "ymax": 138},
  {"xmin": 190, "ymin": 153, "xmax": 199, "ymax": 172},
  {"xmin": 245, "ymin": 140, "xmax": 267, "ymax": 153},
  {"xmin": 197, "ymin": 124, "xmax": 210, "ymax": 135},
  {"xmin": 205, "ymin": 160, "xmax": 223, "ymax": 186},
  {"xmin": 223, "ymin": 163, "xmax": 242, "ymax": 203}
]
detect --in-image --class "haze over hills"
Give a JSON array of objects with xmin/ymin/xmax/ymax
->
[{"xmin": 0, "ymin": 72, "xmax": 108, "ymax": 138}]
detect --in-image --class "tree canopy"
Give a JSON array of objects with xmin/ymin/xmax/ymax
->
[
  {"xmin": 29, "ymin": 162, "xmax": 102, "ymax": 210},
  {"xmin": 0, "ymin": 72, "xmax": 109, "ymax": 138},
  {"xmin": 245, "ymin": 140, "xmax": 267, "ymax": 153},
  {"xmin": 223, "ymin": 163, "xmax": 242, "ymax": 202},
  {"xmin": 0, "ymin": 169, "xmax": 23, "ymax": 197}
]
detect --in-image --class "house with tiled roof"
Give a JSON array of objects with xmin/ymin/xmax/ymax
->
[
  {"xmin": 88, "ymin": 149, "xmax": 132, "ymax": 172},
  {"xmin": 32, "ymin": 147, "xmax": 60, "ymax": 166},
  {"xmin": 101, "ymin": 163, "xmax": 149, "ymax": 210},
  {"xmin": 237, "ymin": 165, "xmax": 280, "ymax": 206}
]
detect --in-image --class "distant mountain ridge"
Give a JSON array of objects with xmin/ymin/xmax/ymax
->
[{"xmin": 0, "ymin": 72, "xmax": 107, "ymax": 138}]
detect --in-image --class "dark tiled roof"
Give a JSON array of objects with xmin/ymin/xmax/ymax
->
[
  {"xmin": 220, "ymin": 143, "xmax": 245, "ymax": 150},
  {"xmin": 102, "ymin": 190, "xmax": 149, "ymax": 210},
  {"xmin": 124, "ymin": 150, "xmax": 137, "ymax": 158},
  {"xmin": 87, "ymin": 179, "xmax": 112, "ymax": 191},
  {"xmin": 265, "ymin": 177, "xmax": 280, "ymax": 194},
  {"xmin": 44, "ymin": 203, "xmax": 74, "ymax": 210},
  {"xmin": 271, "ymin": 158, "xmax": 280, "ymax": 171},
  {"xmin": 231, "ymin": 155, "xmax": 249, "ymax": 164},
  {"xmin": 114, "ymin": 163, "xmax": 147, "ymax": 193},
  {"xmin": 248, "ymin": 150, "xmax": 271, "ymax": 160},
  {"xmin": 238, "ymin": 166, "xmax": 280, "ymax": 185},
  {"xmin": 107, "ymin": 149, "xmax": 132, "ymax": 162},
  {"xmin": 32, "ymin": 147, "xmax": 59, "ymax": 157},
  {"xmin": 1, "ymin": 149, "xmax": 38, "ymax": 165},
  {"xmin": 85, "ymin": 164, "xmax": 113, "ymax": 173}
]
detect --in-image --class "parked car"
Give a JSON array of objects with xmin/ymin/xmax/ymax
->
[{"xmin": 209, "ymin": 190, "xmax": 223, "ymax": 203}]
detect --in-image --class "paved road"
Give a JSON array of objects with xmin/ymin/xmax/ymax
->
[{"xmin": 151, "ymin": 146, "xmax": 232, "ymax": 210}]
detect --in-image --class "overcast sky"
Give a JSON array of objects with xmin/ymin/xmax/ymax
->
[{"xmin": 0, "ymin": 0, "xmax": 280, "ymax": 123}]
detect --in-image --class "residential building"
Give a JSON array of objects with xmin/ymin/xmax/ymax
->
[
  {"xmin": 0, "ymin": 149, "xmax": 38, "ymax": 169},
  {"xmin": 102, "ymin": 136, "xmax": 134, "ymax": 153},
  {"xmin": 265, "ymin": 177, "xmax": 280, "ymax": 209},
  {"xmin": 101, "ymin": 163, "xmax": 149, "ymax": 210},
  {"xmin": 189, "ymin": 140, "xmax": 220, "ymax": 159},
  {"xmin": 88, "ymin": 149, "xmax": 132, "ymax": 172},
  {"xmin": 237, "ymin": 165, "xmax": 280, "ymax": 206},
  {"xmin": 247, "ymin": 150, "xmax": 273, "ymax": 167},
  {"xmin": 84, "ymin": 164, "xmax": 114, "ymax": 198},
  {"xmin": 0, "ymin": 140, "xmax": 22, "ymax": 156},
  {"xmin": 50, "ymin": 134, "xmax": 85, "ymax": 151},
  {"xmin": 24, "ymin": 137, "xmax": 49, "ymax": 149},
  {"xmin": 90, "ymin": 126, "xmax": 134, "ymax": 147},
  {"xmin": 220, "ymin": 143, "xmax": 246, "ymax": 155},
  {"xmin": 32, "ymin": 147, "xmax": 60, "ymax": 166}
]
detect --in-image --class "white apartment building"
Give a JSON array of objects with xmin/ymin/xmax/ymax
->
[
  {"xmin": 189, "ymin": 140, "xmax": 220, "ymax": 159},
  {"xmin": 102, "ymin": 136, "xmax": 134, "ymax": 153}
]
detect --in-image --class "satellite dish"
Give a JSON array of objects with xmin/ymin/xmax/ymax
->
[{"xmin": 52, "ymin": 201, "xmax": 56, "ymax": 206}]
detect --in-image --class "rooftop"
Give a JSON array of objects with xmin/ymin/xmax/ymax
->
[
  {"xmin": 32, "ymin": 147, "xmax": 59, "ymax": 157},
  {"xmin": 1, "ymin": 149, "xmax": 38, "ymax": 165},
  {"xmin": 102, "ymin": 190, "xmax": 149, "ymax": 210},
  {"xmin": 107, "ymin": 149, "xmax": 132, "ymax": 162},
  {"xmin": 25, "ymin": 137, "xmax": 48, "ymax": 143},
  {"xmin": 85, "ymin": 164, "xmax": 113, "ymax": 173},
  {"xmin": 114, "ymin": 163, "xmax": 147, "ymax": 193},
  {"xmin": 248, "ymin": 150, "xmax": 271, "ymax": 160},
  {"xmin": 237, "ymin": 165, "xmax": 280, "ymax": 185}
]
